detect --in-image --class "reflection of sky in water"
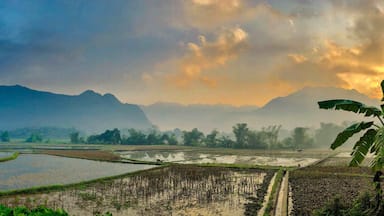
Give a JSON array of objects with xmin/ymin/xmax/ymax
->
[
  {"xmin": 0, "ymin": 154, "xmax": 156, "ymax": 191},
  {"xmin": 120, "ymin": 151, "xmax": 318, "ymax": 166},
  {"xmin": 0, "ymin": 152, "xmax": 13, "ymax": 157}
]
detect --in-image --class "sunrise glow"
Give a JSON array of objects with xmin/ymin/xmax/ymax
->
[{"xmin": 0, "ymin": 0, "xmax": 383, "ymax": 106}]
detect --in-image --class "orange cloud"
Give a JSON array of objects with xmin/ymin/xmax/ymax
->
[
  {"xmin": 272, "ymin": 1, "xmax": 384, "ymax": 99},
  {"xmin": 168, "ymin": 27, "xmax": 248, "ymax": 87},
  {"xmin": 288, "ymin": 54, "xmax": 307, "ymax": 63},
  {"xmin": 182, "ymin": 0, "xmax": 293, "ymax": 29},
  {"xmin": 275, "ymin": 38, "xmax": 383, "ymax": 99}
]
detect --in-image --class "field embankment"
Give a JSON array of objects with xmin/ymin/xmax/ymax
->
[
  {"xmin": 0, "ymin": 152, "xmax": 19, "ymax": 162},
  {"xmin": 38, "ymin": 150, "xmax": 120, "ymax": 161}
]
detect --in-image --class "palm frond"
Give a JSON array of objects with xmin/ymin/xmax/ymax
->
[
  {"xmin": 318, "ymin": 100, "xmax": 382, "ymax": 117},
  {"xmin": 349, "ymin": 129, "xmax": 377, "ymax": 166},
  {"xmin": 330, "ymin": 121, "xmax": 374, "ymax": 150},
  {"xmin": 370, "ymin": 127, "xmax": 384, "ymax": 171}
]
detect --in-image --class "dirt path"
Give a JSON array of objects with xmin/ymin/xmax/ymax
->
[
  {"xmin": 275, "ymin": 172, "xmax": 289, "ymax": 216},
  {"xmin": 273, "ymin": 154, "xmax": 336, "ymax": 216},
  {"xmin": 258, "ymin": 173, "xmax": 277, "ymax": 216}
]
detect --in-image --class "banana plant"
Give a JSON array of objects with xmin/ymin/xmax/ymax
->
[{"xmin": 318, "ymin": 80, "xmax": 384, "ymax": 210}]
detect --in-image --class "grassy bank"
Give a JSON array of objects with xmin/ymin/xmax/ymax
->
[{"xmin": 0, "ymin": 152, "xmax": 19, "ymax": 162}]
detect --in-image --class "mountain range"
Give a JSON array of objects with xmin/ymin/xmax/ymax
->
[
  {"xmin": 0, "ymin": 84, "xmax": 380, "ymax": 134},
  {"xmin": 141, "ymin": 103, "xmax": 259, "ymax": 132},
  {"xmin": 143, "ymin": 87, "xmax": 380, "ymax": 132},
  {"xmin": 0, "ymin": 85, "xmax": 151, "ymax": 133}
]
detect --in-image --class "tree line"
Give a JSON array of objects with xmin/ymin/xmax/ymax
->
[
  {"xmin": 0, "ymin": 122, "xmax": 349, "ymax": 150},
  {"xmin": 67, "ymin": 123, "xmax": 339, "ymax": 150}
]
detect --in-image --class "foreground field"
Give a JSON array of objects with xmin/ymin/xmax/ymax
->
[
  {"xmin": 1, "ymin": 144, "xmax": 344, "ymax": 215},
  {"xmin": 0, "ymin": 165, "xmax": 275, "ymax": 216},
  {"xmin": 289, "ymin": 155, "xmax": 375, "ymax": 215}
]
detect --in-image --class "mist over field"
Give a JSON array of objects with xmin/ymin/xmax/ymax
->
[
  {"xmin": 143, "ymin": 86, "xmax": 379, "ymax": 132},
  {"xmin": 0, "ymin": 84, "xmax": 374, "ymax": 150}
]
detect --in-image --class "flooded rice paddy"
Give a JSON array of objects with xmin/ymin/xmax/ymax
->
[
  {"xmin": 118, "ymin": 150, "xmax": 318, "ymax": 167},
  {"xmin": 0, "ymin": 152, "xmax": 13, "ymax": 158},
  {"xmin": 0, "ymin": 165, "xmax": 275, "ymax": 216},
  {"xmin": 0, "ymin": 154, "xmax": 156, "ymax": 191}
]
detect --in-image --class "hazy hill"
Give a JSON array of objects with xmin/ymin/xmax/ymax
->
[
  {"xmin": 141, "ymin": 103, "xmax": 259, "ymax": 132},
  {"xmin": 142, "ymin": 87, "xmax": 380, "ymax": 132},
  {"xmin": 246, "ymin": 86, "xmax": 379, "ymax": 129},
  {"xmin": 0, "ymin": 85, "xmax": 151, "ymax": 133}
]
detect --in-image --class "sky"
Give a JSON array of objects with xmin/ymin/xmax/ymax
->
[{"xmin": 0, "ymin": 0, "xmax": 383, "ymax": 106}]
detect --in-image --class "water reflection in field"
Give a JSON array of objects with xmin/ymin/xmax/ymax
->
[
  {"xmin": 119, "ymin": 151, "xmax": 318, "ymax": 167},
  {"xmin": 0, "ymin": 152, "xmax": 13, "ymax": 158},
  {"xmin": 0, "ymin": 154, "xmax": 156, "ymax": 191}
]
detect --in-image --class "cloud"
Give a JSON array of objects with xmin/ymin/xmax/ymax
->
[
  {"xmin": 273, "ymin": 1, "xmax": 384, "ymax": 99},
  {"xmin": 287, "ymin": 54, "xmax": 307, "ymax": 63},
  {"xmin": 167, "ymin": 27, "xmax": 248, "ymax": 87},
  {"xmin": 181, "ymin": 0, "xmax": 293, "ymax": 29}
]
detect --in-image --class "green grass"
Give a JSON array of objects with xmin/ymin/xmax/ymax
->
[
  {"xmin": 0, "ymin": 205, "xmax": 68, "ymax": 216},
  {"xmin": 0, "ymin": 152, "xmax": 19, "ymax": 162}
]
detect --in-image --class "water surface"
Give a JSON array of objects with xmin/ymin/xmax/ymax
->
[
  {"xmin": 119, "ymin": 150, "xmax": 318, "ymax": 167},
  {"xmin": 0, "ymin": 154, "xmax": 156, "ymax": 191},
  {"xmin": 0, "ymin": 152, "xmax": 13, "ymax": 158}
]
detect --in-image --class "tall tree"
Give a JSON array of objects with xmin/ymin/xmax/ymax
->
[
  {"xmin": 87, "ymin": 128, "xmax": 121, "ymax": 144},
  {"xmin": 0, "ymin": 131, "xmax": 10, "ymax": 142},
  {"xmin": 70, "ymin": 132, "xmax": 80, "ymax": 144},
  {"xmin": 217, "ymin": 135, "xmax": 234, "ymax": 148},
  {"xmin": 318, "ymin": 80, "xmax": 384, "ymax": 211},
  {"xmin": 292, "ymin": 127, "xmax": 313, "ymax": 149},
  {"xmin": 146, "ymin": 131, "xmax": 161, "ymax": 145},
  {"xmin": 261, "ymin": 125, "xmax": 281, "ymax": 149},
  {"xmin": 205, "ymin": 130, "xmax": 219, "ymax": 148},
  {"xmin": 233, "ymin": 123, "xmax": 249, "ymax": 148},
  {"xmin": 182, "ymin": 128, "xmax": 204, "ymax": 146},
  {"xmin": 123, "ymin": 129, "xmax": 147, "ymax": 145},
  {"xmin": 162, "ymin": 134, "xmax": 178, "ymax": 145},
  {"xmin": 247, "ymin": 130, "xmax": 267, "ymax": 149},
  {"xmin": 26, "ymin": 133, "xmax": 43, "ymax": 143}
]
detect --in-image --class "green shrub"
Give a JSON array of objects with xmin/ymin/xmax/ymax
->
[
  {"xmin": 0, "ymin": 205, "xmax": 68, "ymax": 216},
  {"xmin": 313, "ymin": 192, "xmax": 381, "ymax": 216}
]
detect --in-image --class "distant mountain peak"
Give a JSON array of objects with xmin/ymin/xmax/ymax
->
[
  {"xmin": 0, "ymin": 85, "xmax": 151, "ymax": 133},
  {"xmin": 1, "ymin": 84, "xmax": 29, "ymax": 90},
  {"xmin": 80, "ymin": 90, "xmax": 101, "ymax": 97},
  {"xmin": 102, "ymin": 93, "xmax": 120, "ymax": 103}
]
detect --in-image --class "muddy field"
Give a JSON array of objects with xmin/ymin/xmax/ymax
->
[
  {"xmin": 0, "ymin": 165, "xmax": 275, "ymax": 216},
  {"xmin": 289, "ymin": 165, "xmax": 374, "ymax": 215}
]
